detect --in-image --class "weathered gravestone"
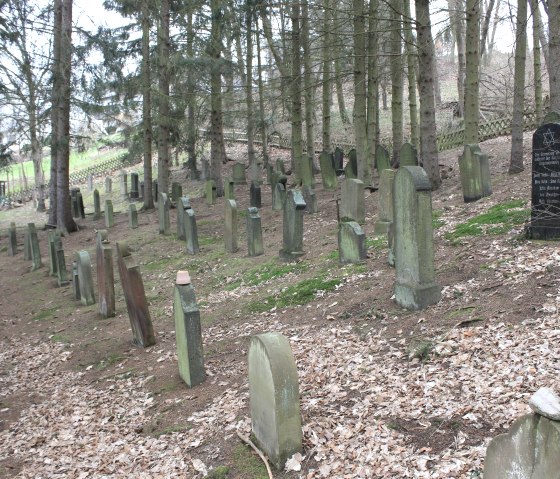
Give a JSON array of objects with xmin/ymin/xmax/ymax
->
[
  {"xmin": 458, "ymin": 144, "xmax": 492, "ymax": 203},
  {"xmin": 120, "ymin": 171, "xmax": 128, "ymax": 199},
  {"xmin": 393, "ymin": 166, "xmax": 441, "ymax": 310},
  {"xmin": 375, "ymin": 144, "xmax": 391, "ymax": 174},
  {"xmin": 105, "ymin": 177, "xmax": 112, "ymax": 194},
  {"xmin": 76, "ymin": 251, "xmax": 95, "ymax": 306},
  {"xmin": 171, "ymin": 182, "xmax": 183, "ymax": 203},
  {"xmin": 529, "ymin": 121, "xmax": 560, "ymax": 239},
  {"xmin": 340, "ymin": 178, "xmax": 365, "ymax": 224},
  {"xmin": 7, "ymin": 222, "xmax": 17, "ymax": 256},
  {"xmin": 185, "ymin": 209, "xmax": 200, "ymax": 255},
  {"xmin": 72, "ymin": 261, "xmax": 80, "ymax": 299},
  {"xmin": 152, "ymin": 179, "xmax": 158, "ymax": 204},
  {"xmin": 128, "ymin": 204, "xmax": 138, "ymax": 229},
  {"xmin": 272, "ymin": 181, "xmax": 287, "ymax": 211},
  {"xmin": 333, "ymin": 147, "xmax": 344, "ymax": 175},
  {"xmin": 279, "ymin": 189, "xmax": 306, "ymax": 261},
  {"xmin": 130, "ymin": 173, "xmax": 139, "ymax": 199},
  {"xmin": 338, "ymin": 221, "xmax": 366, "ymax": 264},
  {"xmin": 87, "ymin": 174, "xmax": 93, "ymax": 192},
  {"xmin": 225, "ymin": 199, "xmax": 239, "ymax": 253},
  {"xmin": 174, "ymin": 271, "xmax": 206, "ymax": 387},
  {"xmin": 399, "ymin": 142, "xmax": 418, "ymax": 167},
  {"xmin": 93, "ymin": 189, "xmax": 101, "ymax": 220},
  {"xmin": 319, "ymin": 151, "xmax": 337, "ymax": 190},
  {"xmin": 139, "ymin": 181, "xmax": 144, "ymax": 199},
  {"xmin": 28, "ymin": 223, "xmax": 42, "ymax": 271},
  {"xmin": 176, "ymin": 197, "xmax": 192, "ymax": 240},
  {"xmin": 53, "ymin": 235, "xmax": 68, "ymax": 286},
  {"xmin": 205, "ymin": 180, "xmax": 217, "ymax": 205},
  {"xmin": 158, "ymin": 192, "xmax": 171, "ymax": 235},
  {"xmin": 248, "ymin": 333, "xmax": 303, "ymax": 470},
  {"xmin": 70, "ymin": 188, "xmax": 80, "ymax": 219},
  {"xmin": 77, "ymin": 191, "xmax": 85, "ymax": 219},
  {"xmin": 374, "ymin": 169, "xmax": 396, "ymax": 234},
  {"xmin": 96, "ymin": 230, "xmax": 115, "ymax": 318},
  {"xmin": 302, "ymin": 185, "xmax": 318, "ymax": 214},
  {"xmin": 23, "ymin": 227, "xmax": 31, "ymax": 260},
  {"xmin": 266, "ymin": 163, "xmax": 274, "ymax": 185},
  {"xmin": 105, "ymin": 200, "xmax": 114, "ymax": 228},
  {"xmin": 247, "ymin": 207, "xmax": 264, "ymax": 257},
  {"xmin": 232, "ymin": 163, "xmax": 247, "ymax": 184},
  {"xmin": 47, "ymin": 230, "xmax": 61, "ymax": 276},
  {"xmin": 300, "ymin": 155, "xmax": 314, "ymax": 187},
  {"xmin": 345, "ymin": 149, "xmax": 358, "ymax": 179},
  {"xmin": 116, "ymin": 241, "xmax": 156, "ymax": 347},
  {"xmin": 224, "ymin": 177, "xmax": 235, "ymax": 200},
  {"xmin": 250, "ymin": 181, "xmax": 262, "ymax": 208}
]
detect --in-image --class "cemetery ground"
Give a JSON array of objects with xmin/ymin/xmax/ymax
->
[{"xmin": 0, "ymin": 134, "xmax": 559, "ymax": 478}]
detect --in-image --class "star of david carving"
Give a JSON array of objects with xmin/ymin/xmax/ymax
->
[{"xmin": 543, "ymin": 129, "xmax": 557, "ymax": 147}]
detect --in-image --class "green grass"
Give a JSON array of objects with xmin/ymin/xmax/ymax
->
[
  {"xmin": 225, "ymin": 260, "xmax": 308, "ymax": 291},
  {"xmin": 33, "ymin": 306, "xmax": 59, "ymax": 321},
  {"xmin": 50, "ymin": 333, "xmax": 70, "ymax": 343},
  {"xmin": 432, "ymin": 210, "xmax": 445, "ymax": 229},
  {"xmin": 366, "ymin": 236, "xmax": 388, "ymax": 250},
  {"xmin": 232, "ymin": 445, "xmax": 268, "ymax": 479},
  {"xmin": 445, "ymin": 200, "xmax": 529, "ymax": 241}
]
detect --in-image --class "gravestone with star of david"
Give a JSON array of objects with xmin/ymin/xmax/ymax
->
[{"xmin": 529, "ymin": 121, "xmax": 560, "ymax": 240}]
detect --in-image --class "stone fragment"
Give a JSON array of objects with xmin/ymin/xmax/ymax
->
[
  {"xmin": 96, "ymin": 230, "xmax": 115, "ymax": 318},
  {"xmin": 76, "ymin": 250, "xmax": 95, "ymax": 306},
  {"xmin": 529, "ymin": 387, "xmax": 560, "ymax": 421},
  {"xmin": 247, "ymin": 207, "xmax": 264, "ymax": 257}
]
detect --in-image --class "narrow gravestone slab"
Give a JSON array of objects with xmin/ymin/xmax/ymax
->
[
  {"xmin": 248, "ymin": 333, "xmax": 303, "ymax": 470},
  {"xmin": 105, "ymin": 177, "xmax": 112, "ymax": 193},
  {"xmin": 96, "ymin": 230, "xmax": 115, "ymax": 318},
  {"xmin": 266, "ymin": 163, "xmax": 274, "ymax": 185},
  {"xmin": 205, "ymin": 180, "xmax": 217, "ymax": 205},
  {"xmin": 333, "ymin": 147, "xmax": 344, "ymax": 175},
  {"xmin": 120, "ymin": 171, "xmax": 128, "ymax": 199},
  {"xmin": 152, "ymin": 179, "xmax": 158, "ymax": 204},
  {"xmin": 300, "ymin": 155, "xmax": 314, "ymax": 187},
  {"xmin": 374, "ymin": 169, "xmax": 396, "ymax": 234},
  {"xmin": 76, "ymin": 251, "xmax": 95, "ymax": 306},
  {"xmin": 47, "ymin": 230, "xmax": 60, "ymax": 277},
  {"xmin": 93, "ymin": 189, "xmax": 101, "ymax": 220},
  {"xmin": 7, "ymin": 222, "xmax": 17, "ymax": 256},
  {"xmin": 128, "ymin": 203, "xmax": 138, "ymax": 229},
  {"xmin": 23, "ymin": 227, "xmax": 31, "ymax": 260},
  {"xmin": 54, "ymin": 235, "xmax": 69, "ymax": 287},
  {"xmin": 247, "ymin": 207, "xmax": 264, "ymax": 257},
  {"xmin": 70, "ymin": 188, "xmax": 80, "ymax": 218},
  {"xmin": 77, "ymin": 192, "xmax": 85, "ymax": 219},
  {"xmin": 176, "ymin": 197, "xmax": 191, "ymax": 240},
  {"xmin": 338, "ymin": 221, "xmax": 366, "ymax": 264},
  {"xmin": 158, "ymin": 192, "xmax": 171, "ymax": 235},
  {"xmin": 116, "ymin": 241, "xmax": 156, "ymax": 347},
  {"xmin": 302, "ymin": 185, "xmax": 318, "ymax": 214},
  {"xmin": 225, "ymin": 199, "xmax": 239, "ymax": 253},
  {"xmin": 72, "ymin": 261, "xmax": 80, "ymax": 299},
  {"xmin": 484, "ymin": 413, "xmax": 560, "ymax": 479},
  {"xmin": 340, "ymin": 178, "xmax": 365, "ymax": 224},
  {"xmin": 399, "ymin": 142, "xmax": 418, "ymax": 167},
  {"xmin": 105, "ymin": 200, "xmax": 114, "ymax": 228},
  {"xmin": 319, "ymin": 151, "xmax": 337, "ymax": 190},
  {"xmin": 171, "ymin": 182, "xmax": 183, "ymax": 203},
  {"xmin": 250, "ymin": 181, "xmax": 262, "ymax": 208},
  {"xmin": 529, "ymin": 121, "xmax": 560, "ymax": 239},
  {"xmin": 130, "ymin": 173, "xmax": 139, "ymax": 199},
  {"xmin": 376, "ymin": 144, "xmax": 391, "ymax": 173},
  {"xmin": 28, "ymin": 223, "xmax": 42, "ymax": 271},
  {"xmin": 224, "ymin": 177, "xmax": 235, "ymax": 200},
  {"xmin": 459, "ymin": 144, "xmax": 491, "ymax": 203},
  {"xmin": 345, "ymin": 149, "xmax": 358, "ymax": 179},
  {"xmin": 393, "ymin": 166, "xmax": 441, "ymax": 310},
  {"xmin": 272, "ymin": 182, "xmax": 287, "ymax": 211},
  {"xmin": 87, "ymin": 174, "xmax": 93, "ymax": 192},
  {"xmin": 279, "ymin": 189, "xmax": 306, "ymax": 261},
  {"xmin": 174, "ymin": 271, "xmax": 206, "ymax": 387},
  {"xmin": 476, "ymin": 149, "xmax": 492, "ymax": 197},
  {"xmin": 185, "ymin": 209, "xmax": 200, "ymax": 255},
  {"xmin": 232, "ymin": 163, "xmax": 247, "ymax": 184}
]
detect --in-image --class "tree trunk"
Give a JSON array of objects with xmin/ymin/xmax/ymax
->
[
  {"xmin": 186, "ymin": 9, "xmax": 197, "ymax": 177},
  {"xmin": 246, "ymin": 2, "xmax": 258, "ymax": 183},
  {"xmin": 322, "ymin": 0, "xmax": 332, "ymax": 154},
  {"xmin": 415, "ymin": 0, "xmax": 441, "ymax": 188},
  {"xmin": 530, "ymin": 0, "xmax": 543, "ymax": 123},
  {"xmin": 549, "ymin": 0, "xmax": 560, "ymax": 112},
  {"xmin": 291, "ymin": 0, "xmax": 304, "ymax": 183},
  {"xmin": 535, "ymin": 2, "xmax": 549, "ymax": 72},
  {"xmin": 464, "ymin": 0, "xmax": 480, "ymax": 144},
  {"xmin": 157, "ymin": 0, "xmax": 170, "ymax": 197},
  {"xmin": 141, "ymin": 0, "xmax": 154, "ymax": 209},
  {"xmin": 485, "ymin": 0, "xmax": 501, "ymax": 65},
  {"xmin": 302, "ymin": 0, "xmax": 315, "ymax": 161},
  {"xmin": 449, "ymin": 0, "xmax": 466, "ymax": 116},
  {"xmin": 367, "ymin": 0, "xmax": 379, "ymax": 166},
  {"xmin": 390, "ymin": 0, "xmax": 403, "ymax": 166},
  {"xmin": 255, "ymin": 16, "xmax": 269, "ymax": 167},
  {"xmin": 403, "ymin": 0, "xmax": 419, "ymax": 149},
  {"xmin": 479, "ymin": 0, "xmax": 495, "ymax": 56}
]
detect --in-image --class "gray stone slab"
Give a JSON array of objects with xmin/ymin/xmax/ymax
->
[
  {"xmin": 340, "ymin": 178, "xmax": 365, "ymax": 224},
  {"xmin": 225, "ymin": 199, "xmax": 238, "ymax": 253},
  {"xmin": 105, "ymin": 200, "xmax": 114, "ymax": 228},
  {"xmin": 247, "ymin": 207, "xmax": 264, "ymax": 257},
  {"xmin": 54, "ymin": 235, "xmax": 69, "ymax": 287},
  {"xmin": 374, "ymin": 169, "xmax": 396, "ymax": 235},
  {"xmin": 205, "ymin": 180, "xmax": 217, "ymax": 205},
  {"xmin": 128, "ymin": 204, "xmax": 138, "ymax": 229},
  {"xmin": 93, "ymin": 189, "xmax": 101, "ymax": 220},
  {"xmin": 319, "ymin": 151, "xmax": 337, "ymax": 190},
  {"xmin": 158, "ymin": 192, "xmax": 171, "ymax": 235},
  {"xmin": 232, "ymin": 163, "xmax": 247, "ymax": 184},
  {"xmin": 76, "ymin": 250, "xmax": 95, "ymax": 306},
  {"xmin": 28, "ymin": 223, "xmax": 42, "ymax": 271},
  {"xmin": 105, "ymin": 177, "xmax": 112, "ymax": 193},
  {"xmin": 279, "ymin": 189, "xmax": 306, "ymax": 261},
  {"xmin": 185, "ymin": 209, "xmax": 200, "ymax": 255},
  {"xmin": 338, "ymin": 221, "xmax": 366, "ymax": 264},
  {"xmin": 96, "ymin": 230, "xmax": 115, "ymax": 318}
]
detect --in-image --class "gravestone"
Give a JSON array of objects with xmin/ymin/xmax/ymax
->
[
  {"xmin": 333, "ymin": 147, "xmax": 344, "ymax": 175},
  {"xmin": 205, "ymin": 180, "xmax": 217, "ymax": 205},
  {"xmin": 302, "ymin": 185, "xmax": 318, "ymax": 214},
  {"xmin": 152, "ymin": 179, "xmax": 158, "ymax": 204},
  {"xmin": 87, "ymin": 174, "xmax": 93, "ymax": 192},
  {"xmin": 399, "ymin": 142, "xmax": 418, "ymax": 167},
  {"xmin": 93, "ymin": 189, "xmax": 101, "ymax": 220},
  {"xmin": 338, "ymin": 221, "xmax": 366, "ymax": 264},
  {"xmin": 345, "ymin": 149, "xmax": 358, "ymax": 179},
  {"xmin": 174, "ymin": 271, "xmax": 206, "ymax": 387},
  {"xmin": 77, "ymin": 191, "xmax": 85, "ymax": 219},
  {"xmin": 7, "ymin": 222, "xmax": 17, "ymax": 256},
  {"xmin": 375, "ymin": 145, "xmax": 391, "ymax": 173},
  {"xmin": 374, "ymin": 169, "xmax": 396, "ymax": 234},
  {"xmin": 158, "ymin": 192, "xmax": 171, "ymax": 235},
  {"xmin": 393, "ymin": 166, "xmax": 441, "ymax": 310},
  {"xmin": 70, "ymin": 188, "xmax": 80, "ymax": 218},
  {"xmin": 266, "ymin": 164, "xmax": 274, "ymax": 185},
  {"xmin": 105, "ymin": 177, "xmax": 112, "ymax": 194},
  {"xmin": 225, "ymin": 199, "xmax": 238, "ymax": 253},
  {"xmin": 120, "ymin": 171, "xmax": 128, "ymax": 199},
  {"xmin": 72, "ymin": 261, "xmax": 80, "ymax": 300},
  {"xmin": 54, "ymin": 235, "xmax": 69, "ymax": 286},
  {"xmin": 201, "ymin": 159, "xmax": 210, "ymax": 181},
  {"xmin": 319, "ymin": 151, "xmax": 337, "ymax": 190},
  {"xmin": 176, "ymin": 197, "xmax": 192, "ymax": 240},
  {"xmin": 459, "ymin": 144, "xmax": 492, "ymax": 203},
  {"xmin": 105, "ymin": 200, "xmax": 114, "ymax": 228},
  {"xmin": 247, "ymin": 207, "xmax": 264, "ymax": 257},
  {"xmin": 139, "ymin": 181, "xmax": 144, "ymax": 199},
  {"xmin": 279, "ymin": 189, "xmax": 306, "ymax": 261},
  {"xmin": 171, "ymin": 182, "xmax": 183, "ymax": 203},
  {"xmin": 340, "ymin": 178, "xmax": 365, "ymax": 224},
  {"xmin": 529, "ymin": 121, "xmax": 560, "ymax": 239},
  {"xmin": 300, "ymin": 155, "xmax": 314, "ymax": 187},
  {"xmin": 128, "ymin": 204, "xmax": 138, "ymax": 229},
  {"xmin": 232, "ymin": 163, "xmax": 247, "ymax": 184},
  {"xmin": 130, "ymin": 173, "xmax": 139, "ymax": 199},
  {"xmin": 47, "ymin": 230, "xmax": 60, "ymax": 276},
  {"xmin": 23, "ymin": 227, "xmax": 31, "ymax": 260},
  {"xmin": 250, "ymin": 181, "xmax": 262, "ymax": 208},
  {"xmin": 224, "ymin": 177, "xmax": 235, "ymax": 200},
  {"xmin": 28, "ymin": 223, "xmax": 42, "ymax": 271},
  {"xmin": 272, "ymin": 182, "xmax": 287, "ymax": 211},
  {"xmin": 116, "ymin": 241, "xmax": 156, "ymax": 347},
  {"xmin": 76, "ymin": 251, "xmax": 95, "ymax": 306},
  {"xmin": 96, "ymin": 230, "xmax": 115, "ymax": 318},
  {"xmin": 185, "ymin": 209, "xmax": 200, "ymax": 255},
  {"xmin": 248, "ymin": 333, "xmax": 302, "ymax": 470}
]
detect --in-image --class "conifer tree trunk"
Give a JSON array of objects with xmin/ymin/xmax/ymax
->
[
  {"xmin": 464, "ymin": 0, "xmax": 480, "ymax": 144},
  {"xmin": 390, "ymin": 0, "xmax": 403, "ymax": 165},
  {"xmin": 367, "ymin": 0, "xmax": 379, "ymax": 165},
  {"xmin": 255, "ymin": 16, "xmax": 269, "ymax": 167},
  {"xmin": 531, "ymin": 0, "xmax": 543, "ymax": 123},
  {"xmin": 186, "ymin": 9, "xmax": 197, "ymax": 177},
  {"xmin": 549, "ymin": 0, "xmax": 560, "ymax": 112},
  {"xmin": 157, "ymin": 0, "xmax": 170, "ymax": 196},
  {"xmin": 246, "ymin": 2, "xmax": 258, "ymax": 183},
  {"xmin": 403, "ymin": 0, "xmax": 419, "ymax": 149},
  {"xmin": 291, "ymin": 0, "xmax": 303, "ymax": 182},
  {"xmin": 322, "ymin": 0, "xmax": 332, "ymax": 154},
  {"xmin": 302, "ymin": 0, "xmax": 315, "ymax": 161},
  {"xmin": 141, "ymin": 0, "xmax": 154, "ymax": 209},
  {"xmin": 449, "ymin": 0, "xmax": 466, "ymax": 116},
  {"xmin": 485, "ymin": 0, "xmax": 501, "ymax": 65}
]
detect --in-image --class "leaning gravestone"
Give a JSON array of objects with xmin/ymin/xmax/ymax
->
[
  {"xmin": 105, "ymin": 200, "xmax": 114, "ymax": 228},
  {"xmin": 116, "ymin": 241, "xmax": 156, "ymax": 347},
  {"xmin": 250, "ymin": 181, "xmax": 262, "ymax": 208},
  {"xmin": 205, "ymin": 180, "xmax": 217, "ymax": 205},
  {"xmin": 130, "ymin": 173, "xmax": 139, "ymax": 199},
  {"xmin": 185, "ymin": 209, "xmax": 200, "ymax": 255},
  {"xmin": 176, "ymin": 197, "xmax": 192, "ymax": 240},
  {"xmin": 225, "ymin": 199, "xmax": 239, "ymax": 253},
  {"xmin": 93, "ymin": 189, "xmax": 101, "ymax": 220},
  {"xmin": 399, "ymin": 142, "xmax": 418, "ymax": 167},
  {"xmin": 28, "ymin": 223, "xmax": 42, "ymax": 271},
  {"xmin": 174, "ymin": 271, "xmax": 206, "ymax": 387},
  {"xmin": 333, "ymin": 147, "xmax": 344, "ymax": 175},
  {"xmin": 529, "ymin": 121, "xmax": 560, "ymax": 239},
  {"xmin": 376, "ymin": 144, "xmax": 391, "ymax": 173},
  {"xmin": 393, "ymin": 166, "xmax": 441, "ymax": 310},
  {"xmin": 338, "ymin": 221, "xmax": 366, "ymax": 264},
  {"xmin": 54, "ymin": 235, "xmax": 69, "ymax": 286},
  {"xmin": 76, "ymin": 251, "xmax": 95, "ymax": 306},
  {"xmin": 232, "ymin": 163, "xmax": 247, "ymax": 184},
  {"xmin": 319, "ymin": 151, "xmax": 337, "ymax": 190},
  {"xmin": 340, "ymin": 178, "xmax": 365, "ymax": 224},
  {"xmin": 279, "ymin": 189, "xmax": 306, "ymax": 261},
  {"xmin": 158, "ymin": 192, "xmax": 171, "ymax": 235},
  {"xmin": 248, "ymin": 333, "xmax": 303, "ymax": 470},
  {"xmin": 7, "ymin": 222, "xmax": 17, "ymax": 256},
  {"xmin": 128, "ymin": 204, "xmax": 138, "ymax": 229},
  {"xmin": 374, "ymin": 169, "xmax": 396, "ymax": 234},
  {"xmin": 96, "ymin": 230, "xmax": 115, "ymax": 318},
  {"xmin": 247, "ymin": 207, "xmax": 264, "ymax": 257}
]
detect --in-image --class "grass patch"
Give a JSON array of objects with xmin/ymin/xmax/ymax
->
[
  {"xmin": 198, "ymin": 234, "xmax": 221, "ymax": 246},
  {"xmin": 226, "ymin": 260, "xmax": 309, "ymax": 291},
  {"xmin": 447, "ymin": 306, "xmax": 476, "ymax": 318},
  {"xmin": 96, "ymin": 353, "xmax": 124, "ymax": 371},
  {"xmin": 232, "ymin": 444, "xmax": 268, "ymax": 479},
  {"xmin": 50, "ymin": 333, "xmax": 70, "ymax": 343},
  {"xmin": 432, "ymin": 210, "xmax": 445, "ymax": 229},
  {"xmin": 143, "ymin": 255, "xmax": 181, "ymax": 271},
  {"xmin": 445, "ymin": 199, "xmax": 529, "ymax": 241},
  {"xmin": 152, "ymin": 424, "xmax": 191, "ymax": 437},
  {"xmin": 206, "ymin": 466, "xmax": 230, "ymax": 479},
  {"xmin": 366, "ymin": 236, "xmax": 387, "ymax": 250},
  {"xmin": 33, "ymin": 306, "xmax": 59, "ymax": 321}
]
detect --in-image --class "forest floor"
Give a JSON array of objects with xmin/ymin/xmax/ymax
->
[{"xmin": 0, "ymin": 132, "xmax": 559, "ymax": 478}]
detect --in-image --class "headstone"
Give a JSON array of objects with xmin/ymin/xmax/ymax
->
[
  {"xmin": 120, "ymin": 171, "xmax": 128, "ymax": 199},
  {"xmin": 393, "ymin": 166, "xmax": 441, "ymax": 310},
  {"xmin": 319, "ymin": 151, "xmax": 337, "ymax": 190},
  {"xmin": 87, "ymin": 174, "xmax": 93, "ymax": 192},
  {"xmin": 72, "ymin": 261, "xmax": 80, "ymax": 299},
  {"xmin": 77, "ymin": 191, "xmax": 85, "ymax": 219},
  {"xmin": 279, "ymin": 189, "xmax": 306, "ymax": 261},
  {"xmin": 224, "ymin": 177, "xmax": 235, "ymax": 200},
  {"xmin": 247, "ymin": 207, "xmax": 264, "ymax": 257},
  {"xmin": 272, "ymin": 182, "xmax": 287, "ymax": 211},
  {"xmin": 176, "ymin": 197, "xmax": 191, "ymax": 240},
  {"xmin": 333, "ymin": 147, "xmax": 344, "ymax": 175},
  {"xmin": 302, "ymin": 185, "xmax": 318, "ymax": 214},
  {"xmin": 152, "ymin": 179, "xmax": 158, "ymax": 204},
  {"xmin": 174, "ymin": 271, "xmax": 206, "ymax": 387},
  {"xmin": 47, "ymin": 230, "xmax": 60, "ymax": 276},
  {"xmin": 459, "ymin": 144, "xmax": 492, "ymax": 203},
  {"xmin": 185, "ymin": 209, "xmax": 200, "ymax": 255},
  {"xmin": 484, "ymin": 414, "xmax": 560, "ymax": 478},
  {"xmin": 529, "ymin": 121, "xmax": 560, "ymax": 239},
  {"xmin": 116, "ymin": 241, "xmax": 156, "ymax": 347},
  {"xmin": 338, "ymin": 221, "xmax": 366, "ymax": 264},
  {"xmin": 266, "ymin": 164, "xmax": 274, "ymax": 185},
  {"xmin": 377, "ymin": 144, "xmax": 393, "ymax": 173},
  {"xmin": 205, "ymin": 180, "xmax": 217, "ymax": 205},
  {"xmin": 374, "ymin": 169, "xmax": 396, "ymax": 234},
  {"xmin": 75, "ymin": 251, "xmax": 95, "ymax": 306},
  {"xmin": 232, "ymin": 163, "xmax": 247, "ymax": 184},
  {"xmin": 248, "ymin": 333, "xmax": 302, "ymax": 470},
  {"xmin": 250, "ymin": 181, "xmax": 262, "ymax": 208},
  {"xmin": 130, "ymin": 173, "xmax": 139, "ymax": 199},
  {"xmin": 54, "ymin": 235, "xmax": 69, "ymax": 286},
  {"xmin": 345, "ymin": 149, "xmax": 358, "ymax": 179},
  {"xmin": 96, "ymin": 230, "xmax": 115, "ymax": 318},
  {"xmin": 105, "ymin": 177, "xmax": 112, "ymax": 194},
  {"xmin": 171, "ymin": 182, "xmax": 183, "ymax": 203},
  {"xmin": 300, "ymin": 155, "xmax": 314, "ymax": 187},
  {"xmin": 23, "ymin": 227, "xmax": 31, "ymax": 260},
  {"xmin": 7, "ymin": 222, "xmax": 17, "ymax": 256},
  {"xmin": 128, "ymin": 203, "xmax": 138, "ymax": 229},
  {"xmin": 225, "ymin": 199, "xmax": 238, "ymax": 253},
  {"xmin": 28, "ymin": 223, "xmax": 42, "ymax": 271},
  {"xmin": 105, "ymin": 200, "xmax": 114, "ymax": 228},
  {"xmin": 340, "ymin": 178, "xmax": 365, "ymax": 224},
  {"xmin": 70, "ymin": 188, "xmax": 80, "ymax": 218},
  {"xmin": 158, "ymin": 192, "xmax": 171, "ymax": 235},
  {"xmin": 140, "ymin": 181, "xmax": 145, "ymax": 199},
  {"xmin": 399, "ymin": 142, "xmax": 418, "ymax": 167},
  {"xmin": 93, "ymin": 189, "xmax": 101, "ymax": 220}
]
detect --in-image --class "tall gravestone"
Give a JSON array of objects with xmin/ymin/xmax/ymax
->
[
  {"xmin": 319, "ymin": 151, "xmax": 337, "ymax": 190},
  {"xmin": 76, "ymin": 251, "xmax": 95, "ymax": 306},
  {"xmin": 225, "ymin": 199, "xmax": 238, "ymax": 253},
  {"xmin": 93, "ymin": 189, "xmax": 101, "ymax": 220},
  {"xmin": 374, "ymin": 169, "xmax": 396, "ymax": 234},
  {"xmin": 120, "ymin": 171, "xmax": 128, "ymax": 199},
  {"xmin": 250, "ymin": 181, "xmax": 262, "ymax": 208},
  {"xmin": 54, "ymin": 235, "xmax": 69, "ymax": 286},
  {"xmin": 70, "ymin": 188, "xmax": 80, "ymax": 219},
  {"xmin": 399, "ymin": 142, "xmax": 418, "ymax": 167},
  {"xmin": 185, "ymin": 209, "xmax": 200, "ymax": 255},
  {"xmin": 205, "ymin": 180, "xmax": 217, "ymax": 205},
  {"xmin": 340, "ymin": 178, "xmax": 365, "ymax": 224},
  {"xmin": 232, "ymin": 163, "xmax": 247, "ymax": 184},
  {"xmin": 279, "ymin": 189, "xmax": 306, "ymax": 261},
  {"xmin": 77, "ymin": 192, "xmax": 85, "ymax": 219},
  {"xmin": 174, "ymin": 271, "xmax": 206, "ymax": 387},
  {"xmin": 375, "ymin": 144, "xmax": 392, "ymax": 173},
  {"xmin": 28, "ymin": 223, "xmax": 42, "ymax": 271},
  {"xmin": 393, "ymin": 166, "xmax": 441, "ymax": 310},
  {"xmin": 176, "ymin": 197, "xmax": 192, "ymax": 240},
  {"xmin": 87, "ymin": 174, "xmax": 93, "ymax": 192},
  {"xmin": 47, "ymin": 230, "xmax": 60, "ymax": 276},
  {"xmin": 130, "ymin": 173, "xmax": 139, "ymax": 199},
  {"xmin": 7, "ymin": 222, "xmax": 17, "ymax": 256},
  {"xmin": 116, "ymin": 241, "xmax": 156, "ymax": 347},
  {"xmin": 96, "ymin": 230, "xmax": 115, "ymax": 318},
  {"xmin": 300, "ymin": 155, "xmax": 314, "ymax": 187},
  {"xmin": 224, "ymin": 177, "xmax": 235, "ymax": 200},
  {"xmin": 72, "ymin": 261, "xmax": 80, "ymax": 299},
  {"xmin": 248, "ymin": 333, "xmax": 302, "ymax": 470},
  {"xmin": 247, "ymin": 207, "xmax": 264, "ymax": 257},
  {"xmin": 333, "ymin": 147, "xmax": 344, "ymax": 175},
  {"xmin": 105, "ymin": 200, "xmax": 114, "ymax": 228},
  {"xmin": 23, "ymin": 227, "xmax": 31, "ymax": 260},
  {"xmin": 128, "ymin": 204, "xmax": 138, "ymax": 229},
  {"xmin": 152, "ymin": 180, "xmax": 158, "ymax": 204},
  {"xmin": 158, "ymin": 192, "xmax": 171, "ymax": 235},
  {"xmin": 105, "ymin": 177, "xmax": 112, "ymax": 194},
  {"xmin": 338, "ymin": 221, "xmax": 366, "ymax": 264},
  {"xmin": 529, "ymin": 121, "xmax": 560, "ymax": 239}
]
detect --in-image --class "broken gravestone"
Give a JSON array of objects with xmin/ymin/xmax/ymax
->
[
  {"xmin": 96, "ymin": 230, "xmax": 115, "ymax": 318},
  {"xmin": 338, "ymin": 221, "xmax": 366, "ymax": 264}
]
